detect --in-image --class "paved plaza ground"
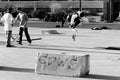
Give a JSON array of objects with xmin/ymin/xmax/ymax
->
[{"xmin": 0, "ymin": 22, "xmax": 120, "ymax": 80}]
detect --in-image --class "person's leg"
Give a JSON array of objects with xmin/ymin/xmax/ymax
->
[
  {"xmin": 24, "ymin": 27, "xmax": 31, "ymax": 43},
  {"xmin": 71, "ymin": 20, "xmax": 80, "ymax": 41},
  {"xmin": 6, "ymin": 30, "xmax": 12, "ymax": 47},
  {"xmin": 18, "ymin": 27, "xmax": 23, "ymax": 44}
]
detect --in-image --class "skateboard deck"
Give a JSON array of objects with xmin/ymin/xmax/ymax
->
[{"xmin": 11, "ymin": 35, "xmax": 20, "ymax": 45}]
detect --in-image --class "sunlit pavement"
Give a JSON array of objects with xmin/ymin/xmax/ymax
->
[{"xmin": 0, "ymin": 23, "xmax": 120, "ymax": 80}]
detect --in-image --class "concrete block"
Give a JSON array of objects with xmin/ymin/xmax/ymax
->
[
  {"xmin": 35, "ymin": 52, "xmax": 90, "ymax": 77},
  {"xmin": 41, "ymin": 30, "xmax": 59, "ymax": 35}
]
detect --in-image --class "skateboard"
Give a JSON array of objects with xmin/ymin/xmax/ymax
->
[
  {"xmin": 11, "ymin": 35, "xmax": 20, "ymax": 45},
  {"xmin": 11, "ymin": 35, "xmax": 42, "ymax": 45}
]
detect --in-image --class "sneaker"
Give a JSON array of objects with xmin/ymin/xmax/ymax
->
[
  {"xmin": 6, "ymin": 45, "xmax": 15, "ymax": 47},
  {"xmin": 28, "ymin": 42, "xmax": 31, "ymax": 45},
  {"xmin": 19, "ymin": 43, "xmax": 23, "ymax": 45},
  {"xmin": 72, "ymin": 34, "xmax": 76, "ymax": 41}
]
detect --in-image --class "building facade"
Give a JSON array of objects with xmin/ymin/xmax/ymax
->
[
  {"xmin": 0, "ymin": 0, "xmax": 104, "ymax": 18},
  {"xmin": 0, "ymin": 0, "xmax": 103, "ymax": 1},
  {"xmin": 104, "ymin": 0, "xmax": 120, "ymax": 22},
  {"xmin": 0, "ymin": 0, "xmax": 103, "ymax": 9}
]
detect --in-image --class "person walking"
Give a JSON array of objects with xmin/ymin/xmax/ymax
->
[
  {"xmin": 14, "ymin": 7, "xmax": 32, "ymax": 45},
  {"xmin": 1, "ymin": 8, "xmax": 14, "ymax": 47}
]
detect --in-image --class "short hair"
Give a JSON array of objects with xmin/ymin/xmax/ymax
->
[
  {"xmin": 8, "ymin": 8, "xmax": 13, "ymax": 13},
  {"xmin": 80, "ymin": 12, "xmax": 85, "ymax": 17},
  {"xmin": 17, "ymin": 7, "xmax": 22, "ymax": 11}
]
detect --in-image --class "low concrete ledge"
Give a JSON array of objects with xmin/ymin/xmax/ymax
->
[
  {"xmin": 41, "ymin": 30, "xmax": 60, "ymax": 35},
  {"xmin": 35, "ymin": 52, "xmax": 90, "ymax": 77}
]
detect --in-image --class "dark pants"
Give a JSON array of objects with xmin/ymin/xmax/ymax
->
[
  {"xmin": 71, "ymin": 19, "xmax": 80, "ymax": 29},
  {"xmin": 6, "ymin": 30, "xmax": 12, "ymax": 46},
  {"xmin": 19, "ymin": 27, "xmax": 31, "ymax": 44},
  {"xmin": 61, "ymin": 19, "xmax": 65, "ymax": 27}
]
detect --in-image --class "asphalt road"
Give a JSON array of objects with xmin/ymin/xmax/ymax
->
[{"xmin": 0, "ymin": 22, "xmax": 120, "ymax": 80}]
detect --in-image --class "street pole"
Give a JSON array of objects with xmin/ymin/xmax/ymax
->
[
  {"xmin": 109, "ymin": 0, "xmax": 113, "ymax": 22},
  {"xmin": 34, "ymin": 1, "xmax": 36, "ymax": 11},
  {"xmin": 79, "ymin": 0, "xmax": 82, "ymax": 11}
]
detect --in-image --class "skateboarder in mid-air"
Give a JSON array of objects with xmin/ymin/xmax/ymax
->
[{"xmin": 68, "ymin": 11, "xmax": 85, "ymax": 41}]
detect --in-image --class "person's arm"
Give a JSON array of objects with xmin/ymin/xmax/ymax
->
[
  {"xmin": 0, "ymin": 15, "xmax": 5, "ymax": 25},
  {"xmin": 70, "ymin": 14, "xmax": 77, "ymax": 25},
  {"xmin": 24, "ymin": 13, "xmax": 28, "ymax": 21},
  {"xmin": 11, "ymin": 15, "xmax": 14, "ymax": 27},
  {"xmin": 24, "ymin": 13, "xmax": 28, "ymax": 26},
  {"xmin": 14, "ymin": 14, "xmax": 19, "ymax": 24},
  {"xmin": 1, "ymin": 15, "xmax": 5, "ymax": 22}
]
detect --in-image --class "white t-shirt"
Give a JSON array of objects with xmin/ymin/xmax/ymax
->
[
  {"xmin": 1, "ymin": 13, "xmax": 14, "ymax": 31},
  {"xmin": 70, "ymin": 14, "xmax": 78, "ymax": 25}
]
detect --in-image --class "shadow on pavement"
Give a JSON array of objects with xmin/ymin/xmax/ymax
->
[
  {"xmin": 81, "ymin": 74, "xmax": 120, "ymax": 80},
  {"xmin": 0, "ymin": 66, "xmax": 34, "ymax": 73},
  {"xmin": 0, "ymin": 37, "xmax": 42, "ymax": 46},
  {"xmin": 105, "ymin": 47, "xmax": 120, "ymax": 50},
  {"xmin": 96, "ymin": 46, "xmax": 120, "ymax": 51},
  {"xmin": 0, "ymin": 66, "xmax": 120, "ymax": 80},
  {"xmin": 22, "ymin": 37, "xmax": 42, "ymax": 41}
]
